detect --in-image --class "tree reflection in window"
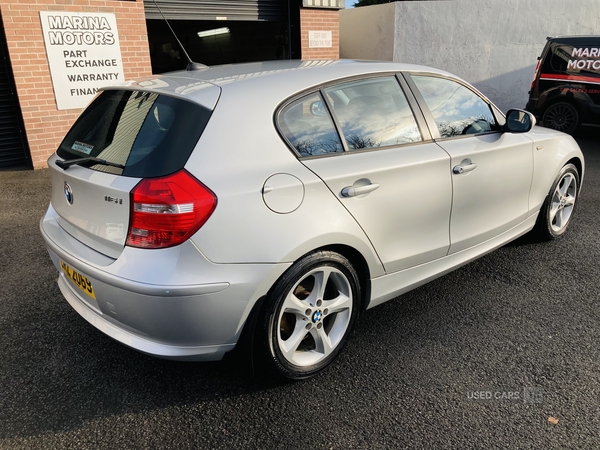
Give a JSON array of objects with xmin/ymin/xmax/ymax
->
[
  {"xmin": 410, "ymin": 75, "xmax": 498, "ymax": 138},
  {"xmin": 278, "ymin": 93, "xmax": 343, "ymax": 157},
  {"xmin": 324, "ymin": 77, "xmax": 422, "ymax": 151}
]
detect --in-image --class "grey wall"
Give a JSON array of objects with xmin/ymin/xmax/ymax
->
[{"xmin": 340, "ymin": 0, "xmax": 600, "ymax": 112}]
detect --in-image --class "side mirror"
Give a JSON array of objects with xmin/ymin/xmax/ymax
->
[
  {"xmin": 310, "ymin": 100, "xmax": 327, "ymax": 117},
  {"xmin": 505, "ymin": 109, "xmax": 536, "ymax": 133}
]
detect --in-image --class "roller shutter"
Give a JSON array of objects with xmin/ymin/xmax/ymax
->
[
  {"xmin": 0, "ymin": 16, "xmax": 31, "ymax": 170},
  {"xmin": 144, "ymin": 0, "xmax": 288, "ymax": 22}
]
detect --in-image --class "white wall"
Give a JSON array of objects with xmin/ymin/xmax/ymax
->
[
  {"xmin": 341, "ymin": 0, "xmax": 600, "ymax": 112},
  {"xmin": 340, "ymin": 2, "xmax": 396, "ymax": 61}
]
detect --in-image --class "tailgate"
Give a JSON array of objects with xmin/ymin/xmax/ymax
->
[{"xmin": 49, "ymin": 154, "xmax": 139, "ymax": 259}]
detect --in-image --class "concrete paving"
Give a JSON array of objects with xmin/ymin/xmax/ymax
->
[{"xmin": 1, "ymin": 130, "xmax": 599, "ymax": 449}]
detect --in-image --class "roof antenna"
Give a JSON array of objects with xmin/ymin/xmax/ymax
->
[{"xmin": 152, "ymin": 0, "xmax": 208, "ymax": 71}]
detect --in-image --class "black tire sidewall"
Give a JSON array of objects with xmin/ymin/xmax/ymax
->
[{"xmin": 261, "ymin": 251, "xmax": 360, "ymax": 380}]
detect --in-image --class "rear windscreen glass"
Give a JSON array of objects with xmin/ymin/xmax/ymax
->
[{"xmin": 56, "ymin": 90, "xmax": 211, "ymax": 178}]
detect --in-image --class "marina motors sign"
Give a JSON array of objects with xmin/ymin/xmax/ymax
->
[{"xmin": 40, "ymin": 12, "xmax": 125, "ymax": 110}]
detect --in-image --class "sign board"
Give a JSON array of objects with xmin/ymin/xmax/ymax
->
[
  {"xmin": 308, "ymin": 31, "xmax": 332, "ymax": 49},
  {"xmin": 302, "ymin": 0, "xmax": 345, "ymax": 9},
  {"xmin": 39, "ymin": 12, "xmax": 125, "ymax": 110}
]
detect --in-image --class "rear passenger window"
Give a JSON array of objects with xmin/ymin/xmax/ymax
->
[
  {"xmin": 411, "ymin": 75, "xmax": 498, "ymax": 138},
  {"xmin": 324, "ymin": 76, "xmax": 422, "ymax": 150},
  {"xmin": 278, "ymin": 93, "xmax": 343, "ymax": 157}
]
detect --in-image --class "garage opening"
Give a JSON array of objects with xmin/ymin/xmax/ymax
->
[
  {"xmin": 144, "ymin": 0, "xmax": 301, "ymax": 73},
  {"xmin": 0, "ymin": 13, "xmax": 32, "ymax": 170}
]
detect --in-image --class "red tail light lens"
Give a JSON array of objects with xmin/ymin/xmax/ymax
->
[
  {"xmin": 531, "ymin": 59, "xmax": 542, "ymax": 90},
  {"xmin": 126, "ymin": 169, "xmax": 217, "ymax": 249}
]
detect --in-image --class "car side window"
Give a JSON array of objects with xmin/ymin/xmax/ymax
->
[
  {"xmin": 324, "ymin": 76, "xmax": 422, "ymax": 150},
  {"xmin": 278, "ymin": 93, "xmax": 343, "ymax": 157},
  {"xmin": 410, "ymin": 75, "xmax": 498, "ymax": 138}
]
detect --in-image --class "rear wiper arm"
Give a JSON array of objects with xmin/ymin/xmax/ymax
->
[{"xmin": 55, "ymin": 157, "xmax": 125, "ymax": 170}]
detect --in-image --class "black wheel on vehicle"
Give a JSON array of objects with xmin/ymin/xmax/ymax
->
[
  {"xmin": 532, "ymin": 163, "xmax": 579, "ymax": 241},
  {"xmin": 260, "ymin": 251, "xmax": 360, "ymax": 380},
  {"xmin": 542, "ymin": 102, "xmax": 579, "ymax": 134}
]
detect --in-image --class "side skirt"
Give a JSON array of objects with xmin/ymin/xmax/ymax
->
[{"xmin": 368, "ymin": 213, "xmax": 538, "ymax": 309}]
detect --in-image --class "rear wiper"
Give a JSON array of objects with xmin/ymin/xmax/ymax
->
[{"xmin": 55, "ymin": 157, "xmax": 125, "ymax": 171}]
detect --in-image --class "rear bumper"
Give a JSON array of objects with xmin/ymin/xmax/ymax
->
[
  {"xmin": 41, "ymin": 205, "xmax": 290, "ymax": 361},
  {"xmin": 56, "ymin": 274, "xmax": 234, "ymax": 360}
]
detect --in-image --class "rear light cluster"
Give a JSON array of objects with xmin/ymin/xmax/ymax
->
[
  {"xmin": 126, "ymin": 169, "xmax": 217, "ymax": 249},
  {"xmin": 531, "ymin": 59, "xmax": 542, "ymax": 91}
]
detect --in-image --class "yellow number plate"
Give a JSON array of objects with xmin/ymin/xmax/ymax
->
[{"xmin": 60, "ymin": 260, "xmax": 96, "ymax": 300}]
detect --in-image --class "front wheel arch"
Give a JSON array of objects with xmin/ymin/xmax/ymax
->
[{"xmin": 531, "ymin": 163, "xmax": 580, "ymax": 241}]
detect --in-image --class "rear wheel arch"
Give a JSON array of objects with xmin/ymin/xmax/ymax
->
[{"xmin": 232, "ymin": 244, "xmax": 371, "ymax": 372}]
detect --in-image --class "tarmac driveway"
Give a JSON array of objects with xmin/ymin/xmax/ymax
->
[{"xmin": 1, "ymin": 131, "xmax": 599, "ymax": 449}]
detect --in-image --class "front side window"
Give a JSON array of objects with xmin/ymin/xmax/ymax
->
[
  {"xmin": 324, "ymin": 76, "xmax": 422, "ymax": 150},
  {"xmin": 278, "ymin": 92, "xmax": 343, "ymax": 157},
  {"xmin": 57, "ymin": 90, "xmax": 211, "ymax": 178},
  {"xmin": 411, "ymin": 75, "xmax": 498, "ymax": 138}
]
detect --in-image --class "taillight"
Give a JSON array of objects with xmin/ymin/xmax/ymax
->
[
  {"xmin": 126, "ymin": 169, "xmax": 217, "ymax": 249},
  {"xmin": 531, "ymin": 59, "xmax": 542, "ymax": 91}
]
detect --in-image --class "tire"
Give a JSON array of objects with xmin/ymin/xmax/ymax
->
[
  {"xmin": 542, "ymin": 102, "xmax": 579, "ymax": 134},
  {"xmin": 260, "ymin": 251, "xmax": 361, "ymax": 380},
  {"xmin": 532, "ymin": 163, "xmax": 580, "ymax": 241}
]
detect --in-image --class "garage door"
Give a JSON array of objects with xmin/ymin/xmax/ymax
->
[
  {"xmin": 144, "ymin": 0, "xmax": 287, "ymax": 21},
  {"xmin": 0, "ymin": 16, "xmax": 31, "ymax": 170}
]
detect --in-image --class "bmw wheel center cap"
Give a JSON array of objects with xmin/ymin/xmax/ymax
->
[{"xmin": 312, "ymin": 310, "xmax": 322, "ymax": 323}]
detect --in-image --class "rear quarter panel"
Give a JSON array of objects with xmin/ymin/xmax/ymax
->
[{"xmin": 184, "ymin": 85, "xmax": 385, "ymax": 278}]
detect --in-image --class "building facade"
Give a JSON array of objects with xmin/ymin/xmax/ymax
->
[{"xmin": 0, "ymin": 0, "xmax": 343, "ymax": 169}]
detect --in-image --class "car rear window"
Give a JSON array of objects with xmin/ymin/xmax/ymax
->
[{"xmin": 56, "ymin": 90, "xmax": 211, "ymax": 178}]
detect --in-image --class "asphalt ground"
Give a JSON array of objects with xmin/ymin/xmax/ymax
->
[{"xmin": 1, "ymin": 131, "xmax": 599, "ymax": 449}]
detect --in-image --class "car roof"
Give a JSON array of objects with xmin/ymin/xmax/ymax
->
[
  {"xmin": 111, "ymin": 60, "xmax": 455, "ymax": 105},
  {"xmin": 547, "ymin": 35, "xmax": 600, "ymax": 45}
]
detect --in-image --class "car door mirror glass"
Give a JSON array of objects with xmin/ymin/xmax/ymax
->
[{"xmin": 505, "ymin": 109, "xmax": 536, "ymax": 133}]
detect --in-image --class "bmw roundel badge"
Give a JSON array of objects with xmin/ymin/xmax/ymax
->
[
  {"xmin": 312, "ymin": 310, "xmax": 322, "ymax": 323},
  {"xmin": 64, "ymin": 182, "xmax": 74, "ymax": 205}
]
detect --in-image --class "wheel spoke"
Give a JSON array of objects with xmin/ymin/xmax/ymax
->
[
  {"xmin": 558, "ymin": 175, "xmax": 573, "ymax": 196},
  {"xmin": 549, "ymin": 203, "xmax": 560, "ymax": 223},
  {"xmin": 554, "ymin": 208, "xmax": 564, "ymax": 229},
  {"xmin": 282, "ymin": 290, "xmax": 310, "ymax": 318},
  {"xmin": 564, "ymin": 194, "xmax": 576, "ymax": 207},
  {"xmin": 311, "ymin": 327, "xmax": 334, "ymax": 357},
  {"xmin": 324, "ymin": 292, "xmax": 352, "ymax": 315},
  {"xmin": 280, "ymin": 324, "xmax": 310, "ymax": 359},
  {"xmin": 312, "ymin": 268, "xmax": 334, "ymax": 303}
]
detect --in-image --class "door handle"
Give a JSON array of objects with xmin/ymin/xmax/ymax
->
[
  {"xmin": 341, "ymin": 183, "xmax": 380, "ymax": 198},
  {"xmin": 453, "ymin": 160, "xmax": 478, "ymax": 174}
]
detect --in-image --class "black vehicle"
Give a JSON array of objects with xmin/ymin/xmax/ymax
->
[{"xmin": 527, "ymin": 35, "xmax": 600, "ymax": 134}]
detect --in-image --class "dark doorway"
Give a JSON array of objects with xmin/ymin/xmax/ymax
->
[{"xmin": 0, "ymin": 14, "xmax": 32, "ymax": 170}]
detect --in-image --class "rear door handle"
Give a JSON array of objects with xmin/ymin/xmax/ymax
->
[
  {"xmin": 453, "ymin": 160, "xmax": 478, "ymax": 174},
  {"xmin": 341, "ymin": 183, "xmax": 380, "ymax": 197}
]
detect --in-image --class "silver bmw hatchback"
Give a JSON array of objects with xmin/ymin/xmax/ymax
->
[{"xmin": 41, "ymin": 60, "xmax": 584, "ymax": 379}]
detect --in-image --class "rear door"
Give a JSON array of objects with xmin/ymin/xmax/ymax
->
[
  {"xmin": 406, "ymin": 74, "xmax": 534, "ymax": 254},
  {"xmin": 279, "ymin": 75, "xmax": 452, "ymax": 274}
]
